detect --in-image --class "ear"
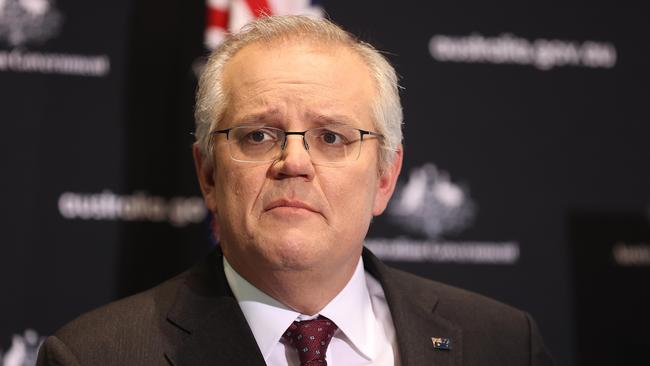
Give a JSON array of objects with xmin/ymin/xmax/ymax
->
[
  {"xmin": 372, "ymin": 145, "xmax": 403, "ymax": 216},
  {"xmin": 192, "ymin": 143, "xmax": 217, "ymax": 211}
]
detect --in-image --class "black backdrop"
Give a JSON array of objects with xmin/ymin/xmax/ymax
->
[{"xmin": 2, "ymin": 1, "xmax": 649, "ymax": 365}]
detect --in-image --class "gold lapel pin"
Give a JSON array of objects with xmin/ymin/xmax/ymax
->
[{"xmin": 431, "ymin": 337, "xmax": 452, "ymax": 350}]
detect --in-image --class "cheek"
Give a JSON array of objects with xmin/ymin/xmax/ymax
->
[
  {"xmin": 212, "ymin": 169, "xmax": 243, "ymax": 220},
  {"xmin": 321, "ymin": 169, "xmax": 377, "ymax": 222},
  {"xmin": 215, "ymin": 167, "xmax": 266, "ymax": 217}
]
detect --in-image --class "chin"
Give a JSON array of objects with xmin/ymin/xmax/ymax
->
[{"xmin": 262, "ymin": 236, "xmax": 325, "ymax": 271}]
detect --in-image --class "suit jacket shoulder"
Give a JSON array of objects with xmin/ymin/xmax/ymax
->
[
  {"xmin": 37, "ymin": 250, "xmax": 265, "ymax": 366},
  {"xmin": 364, "ymin": 248, "xmax": 554, "ymax": 366},
  {"xmin": 38, "ymin": 270, "xmax": 184, "ymax": 365}
]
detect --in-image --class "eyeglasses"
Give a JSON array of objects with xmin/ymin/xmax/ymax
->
[{"xmin": 211, "ymin": 125, "xmax": 383, "ymax": 164}]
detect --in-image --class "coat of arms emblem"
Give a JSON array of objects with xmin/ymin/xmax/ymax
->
[{"xmin": 0, "ymin": 0, "xmax": 63, "ymax": 47}]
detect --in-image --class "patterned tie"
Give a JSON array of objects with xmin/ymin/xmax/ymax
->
[{"xmin": 282, "ymin": 315, "xmax": 338, "ymax": 365}]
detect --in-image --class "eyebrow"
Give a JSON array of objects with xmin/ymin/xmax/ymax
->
[
  {"xmin": 233, "ymin": 109, "xmax": 283, "ymax": 126},
  {"xmin": 309, "ymin": 113, "xmax": 357, "ymax": 128},
  {"xmin": 233, "ymin": 110, "xmax": 358, "ymax": 129}
]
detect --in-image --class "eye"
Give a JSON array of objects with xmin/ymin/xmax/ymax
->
[
  {"xmin": 319, "ymin": 130, "xmax": 346, "ymax": 145},
  {"xmin": 241, "ymin": 128, "xmax": 278, "ymax": 144},
  {"xmin": 249, "ymin": 130, "xmax": 267, "ymax": 142}
]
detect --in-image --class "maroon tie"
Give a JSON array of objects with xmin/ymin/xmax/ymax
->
[{"xmin": 282, "ymin": 315, "xmax": 338, "ymax": 365}]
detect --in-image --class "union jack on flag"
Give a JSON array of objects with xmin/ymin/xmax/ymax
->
[{"xmin": 205, "ymin": 0, "xmax": 325, "ymax": 50}]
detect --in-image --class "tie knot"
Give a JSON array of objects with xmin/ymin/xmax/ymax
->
[{"xmin": 282, "ymin": 315, "xmax": 338, "ymax": 365}]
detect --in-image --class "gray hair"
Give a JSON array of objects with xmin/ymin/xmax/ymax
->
[{"xmin": 194, "ymin": 15, "xmax": 403, "ymax": 172}]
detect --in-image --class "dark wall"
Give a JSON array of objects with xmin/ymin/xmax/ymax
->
[{"xmin": 1, "ymin": 1, "xmax": 649, "ymax": 365}]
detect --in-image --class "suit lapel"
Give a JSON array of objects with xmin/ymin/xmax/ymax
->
[
  {"xmin": 164, "ymin": 249, "xmax": 266, "ymax": 366},
  {"xmin": 363, "ymin": 248, "xmax": 462, "ymax": 366},
  {"xmin": 162, "ymin": 247, "xmax": 462, "ymax": 365}
]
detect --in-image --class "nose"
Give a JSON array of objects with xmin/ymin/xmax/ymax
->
[
  {"xmin": 271, "ymin": 134, "xmax": 315, "ymax": 180},
  {"xmin": 281, "ymin": 132, "xmax": 309, "ymax": 151}
]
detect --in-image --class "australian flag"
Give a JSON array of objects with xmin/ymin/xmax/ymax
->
[{"xmin": 205, "ymin": 0, "xmax": 325, "ymax": 50}]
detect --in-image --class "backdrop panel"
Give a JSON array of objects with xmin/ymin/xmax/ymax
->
[{"xmin": 2, "ymin": 1, "xmax": 649, "ymax": 365}]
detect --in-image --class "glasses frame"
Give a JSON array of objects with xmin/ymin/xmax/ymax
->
[{"xmin": 211, "ymin": 125, "xmax": 384, "ymax": 164}]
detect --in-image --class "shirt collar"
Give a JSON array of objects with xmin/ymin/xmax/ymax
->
[
  {"xmin": 319, "ymin": 256, "xmax": 377, "ymax": 360},
  {"xmin": 223, "ymin": 256, "xmax": 378, "ymax": 361}
]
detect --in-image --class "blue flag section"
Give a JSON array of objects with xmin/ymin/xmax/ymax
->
[{"xmin": 1, "ymin": 1, "xmax": 649, "ymax": 365}]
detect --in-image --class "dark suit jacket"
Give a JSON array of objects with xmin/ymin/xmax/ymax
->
[{"xmin": 37, "ymin": 248, "xmax": 554, "ymax": 365}]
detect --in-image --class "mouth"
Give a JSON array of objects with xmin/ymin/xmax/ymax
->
[{"xmin": 264, "ymin": 199, "xmax": 320, "ymax": 214}]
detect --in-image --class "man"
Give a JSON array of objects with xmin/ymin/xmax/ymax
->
[{"xmin": 37, "ymin": 16, "xmax": 553, "ymax": 366}]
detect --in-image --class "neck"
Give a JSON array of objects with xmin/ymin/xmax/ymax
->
[{"xmin": 225, "ymin": 250, "xmax": 360, "ymax": 315}]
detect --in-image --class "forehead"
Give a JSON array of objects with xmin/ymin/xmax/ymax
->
[{"xmin": 221, "ymin": 40, "xmax": 377, "ymax": 128}]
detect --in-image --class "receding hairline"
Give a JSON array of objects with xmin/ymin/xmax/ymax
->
[
  {"xmin": 217, "ymin": 36, "xmax": 382, "ymax": 129},
  {"xmin": 228, "ymin": 31, "xmax": 364, "ymax": 58}
]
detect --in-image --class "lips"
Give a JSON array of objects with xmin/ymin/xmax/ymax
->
[{"xmin": 264, "ymin": 199, "xmax": 320, "ymax": 214}]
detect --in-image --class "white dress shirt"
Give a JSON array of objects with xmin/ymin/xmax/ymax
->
[{"xmin": 223, "ymin": 255, "xmax": 401, "ymax": 365}]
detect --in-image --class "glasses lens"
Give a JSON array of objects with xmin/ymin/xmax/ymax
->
[
  {"xmin": 305, "ymin": 126, "xmax": 362, "ymax": 163},
  {"xmin": 229, "ymin": 126, "xmax": 283, "ymax": 162}
]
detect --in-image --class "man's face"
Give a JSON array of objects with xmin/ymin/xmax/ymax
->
[{"xmin": 195, "ymin": 40, "xmax": 401, "ymax": 278}]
